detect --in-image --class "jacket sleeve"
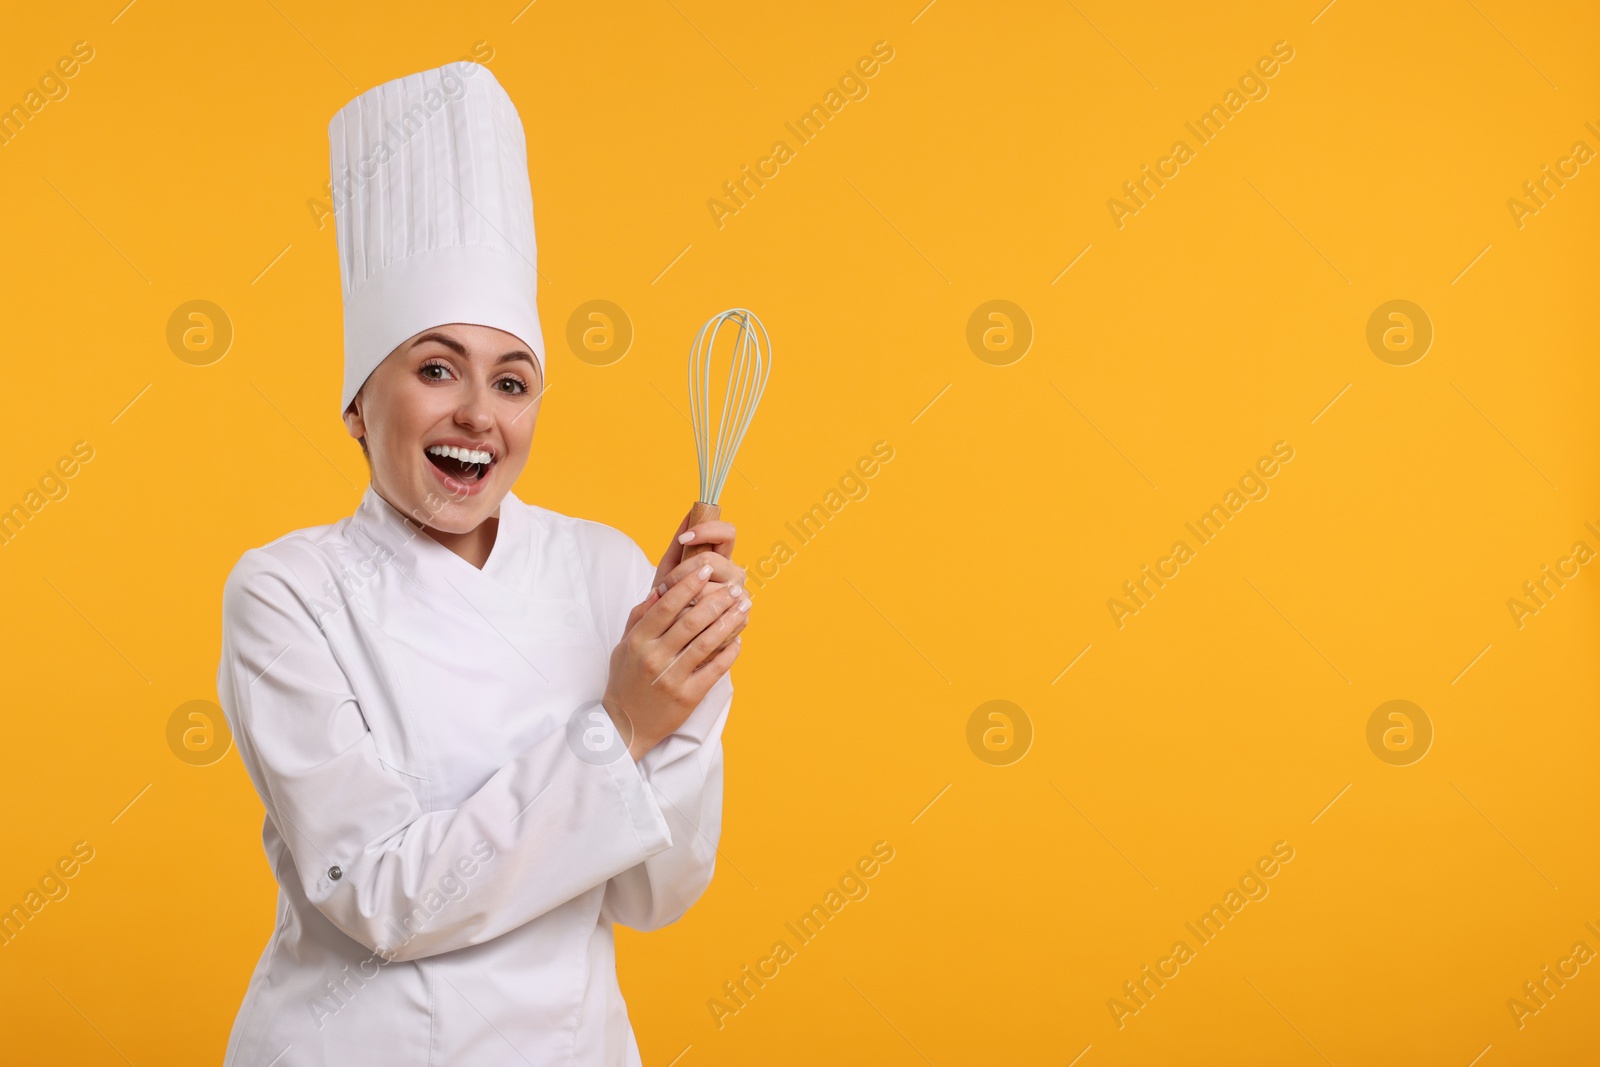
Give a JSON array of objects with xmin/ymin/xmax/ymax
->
[
  {"xmin": 598, "ymin": 543, "xmax": 733, "ymax": 931},
  {"xmin": 216, "ymin": 548, "xmax": 676, "ymax": 963}
]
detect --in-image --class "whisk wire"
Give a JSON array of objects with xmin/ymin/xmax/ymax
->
[{"xmin": 689, "ymin": 308, "xmax": 771, "ymax": 505}]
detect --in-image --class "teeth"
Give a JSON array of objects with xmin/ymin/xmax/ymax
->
[{"xmin": 427, "ymin": 444, "xmax": 493, "ymax": 465}]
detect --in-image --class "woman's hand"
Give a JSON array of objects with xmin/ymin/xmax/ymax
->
[
  {"xmin": 652, "ymin": 507, "xmax": 745, "ymax": 622},
  {"xmin": 651, "ymin": 509, "xmax": 738, "ymax": 591},
  {"xmin": 603, "ymin": 562, "xmax": 750, "ymax": 761}
]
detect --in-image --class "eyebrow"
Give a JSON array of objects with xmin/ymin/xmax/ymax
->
[{"xmin": 412, "ymin": 331, "xmax": 538, "ymax": 367}]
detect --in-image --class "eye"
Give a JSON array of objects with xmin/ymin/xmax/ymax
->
[
  {"xmin": 494, "ymin": 375, "xmax": 528, "ymax": 395},
  {"xmin": 419, "ymin": 359, "xmax": 456, "ymax": 382}
]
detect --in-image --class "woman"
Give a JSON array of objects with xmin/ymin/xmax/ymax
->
[{"xmin": 217, "ymin": 63, "xmax": 748, "ymax": 1065}]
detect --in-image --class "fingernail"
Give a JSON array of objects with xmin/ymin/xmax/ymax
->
[
  {"xmin": 678, "ymin": 531, "xmax": 696, "ymax": 544},
  {"xmin": 656, "ymin": 583, "xmax": 667, "ymax": 596},
  {"xmin": 697, "ymin": 564, "xmax": 713, "ymax": 579},
  {"xmin": 737, "ymin": 598, "xmax": 751, "ymax": 613},
  {"xmin": 729, "ymin": 584, "xmax": 743, "ymax": 598}
]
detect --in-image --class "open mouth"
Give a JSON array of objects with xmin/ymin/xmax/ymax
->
[{"xmin": 424, "ymin": 443, "xmax": 495, "ymax": 485}]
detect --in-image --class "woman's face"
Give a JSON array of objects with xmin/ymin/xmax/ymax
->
[{"xmin": 343, "ymin": 323, "xmax": 542, "ymax": 534}]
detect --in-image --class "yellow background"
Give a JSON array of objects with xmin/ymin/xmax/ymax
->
[{"xmin": 1, "ymin": 1, "xmax": 1597, "ymax": 1063}]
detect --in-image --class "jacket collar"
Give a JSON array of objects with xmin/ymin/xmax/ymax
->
[{"xmin": 350, "ymin": 482, "xmax": 529, "ymax": 590}]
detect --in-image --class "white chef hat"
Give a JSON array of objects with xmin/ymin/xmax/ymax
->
[{"xmin": 329, "ymin": 61, "xmax": 544, "ymax": 414}]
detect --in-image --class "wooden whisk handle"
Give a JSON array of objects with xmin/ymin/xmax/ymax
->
[{"xmin": 682, "ymin": 500, "xmax": 721, "ymax": 559}]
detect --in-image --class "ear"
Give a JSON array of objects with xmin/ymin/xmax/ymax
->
[{"xmin": 343, "ymin": 393, "xmax": 366, "ymax": 441}]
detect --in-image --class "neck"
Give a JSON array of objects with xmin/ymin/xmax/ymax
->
[
  {"xmin": 423, "ymin": 514, "xmax": 499, "ymax": 569},
  {"xmin": 367, "ymin": 484, "xmax": 504, "ymax": 569}
]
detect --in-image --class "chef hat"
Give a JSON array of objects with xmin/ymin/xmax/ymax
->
[{"xmin": 329, "ymin": 61, "xmax": 544, "ymax": 414}]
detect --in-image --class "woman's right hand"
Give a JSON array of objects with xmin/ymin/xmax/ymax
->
[{"xmin": 602, "ymin": 562, "xmax": 750, "ymax": 760}]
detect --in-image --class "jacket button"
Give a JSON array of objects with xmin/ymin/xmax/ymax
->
[{"xmin": 328, "ymin": 865, "xmax": 343, "ymax": 881}]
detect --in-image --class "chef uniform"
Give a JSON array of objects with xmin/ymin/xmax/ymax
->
[{"xmin": 217, "ymin": 61, "xmax": 730, "ymax": 1066}]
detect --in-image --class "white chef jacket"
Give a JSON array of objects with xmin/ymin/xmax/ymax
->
[{"xmin": 216, "ymin": 484, "xmax": 730, "ymax": 1066}]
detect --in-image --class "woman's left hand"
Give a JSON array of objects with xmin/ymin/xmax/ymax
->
[
  {"xmin": 651, "ymin": 510, "xmax": 740, "ymax": 594},
  {"xmin": 646, "ymin": 511, "xmax": 746, "ymax": 650}
]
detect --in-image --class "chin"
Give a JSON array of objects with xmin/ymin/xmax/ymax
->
[{"xmin": 426, "ymin": 500, "xmax": 499, "ymax": 534}]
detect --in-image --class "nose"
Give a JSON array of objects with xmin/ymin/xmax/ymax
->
[{"xmin": 453, "ymin": 378, "xmax": 494, "ymax": 433}]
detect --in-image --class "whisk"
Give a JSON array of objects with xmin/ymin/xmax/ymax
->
[{"xmin": 683, "ymin": 309, "xmax": 772, "ymax": 560}]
